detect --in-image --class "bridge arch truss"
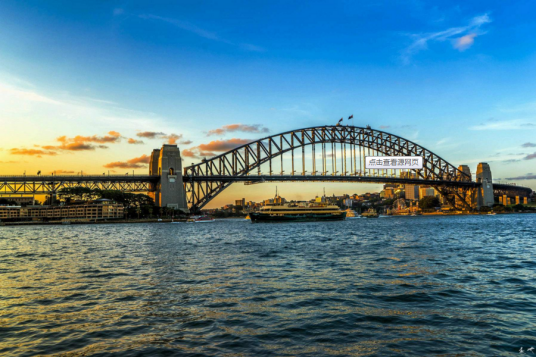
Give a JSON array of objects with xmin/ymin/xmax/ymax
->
[{"xmin": 183, "ymin": 125, "xmax": 475, "ymax": 211}]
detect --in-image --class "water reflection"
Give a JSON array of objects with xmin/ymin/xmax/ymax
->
[{"xmin": 1, "ymin": 215, "xmax": 535, "ymax": 355}]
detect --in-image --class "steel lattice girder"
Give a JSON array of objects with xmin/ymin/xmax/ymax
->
[
  {"xmin": 183, "ymin": 125, "xmax": 481, "ymax": 210},
  {"xmin": 0, "ymin": 176, "xmax": 158, "ymax": 195}
]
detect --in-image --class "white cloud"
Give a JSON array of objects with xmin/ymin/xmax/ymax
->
[
  {"xmin": 401, "ymin": 13, "xmax": 491, "ymax": 64},
  {"xmin": 139, "ymin": 14, "xmax": 220, "ymax": 41},
  {"xmin": 139, "ymin": 14, "xmax": 264, "ymax": 52},
  {"xmin": 0, "ymin": 78, "xmax": 179, "ymax": 140},
  {"xmin": 0, "ymin": 83, "xmax": 63, "ymax": 105},
  {"xmin": 469, "ymin": 119, "xmax": 536, "ymax": 130},
  {"xmin": 454, "ymin": 33, "xmax": 477, "ymax": 51}
]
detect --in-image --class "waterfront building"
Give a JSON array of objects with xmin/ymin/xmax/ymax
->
[
  {"xmin": 405, "ymin": 185, "xmax": 419, "ymax": 200},
  {"xmin": 419, "ymin": 187, "xmax": 436, "ymax": 198},
  {"xmin": 1, "ymin": 196, "xmax": 35, "ymax": 205},
  {"xmin": 235, "ymin": 198, "xmax": 245, "ymax": 207},
  {"xmin": 0, "ymin": 200, "xmax": 124, "ymax": 222}
]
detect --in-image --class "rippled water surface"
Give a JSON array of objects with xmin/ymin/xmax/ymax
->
[{"xmin": 1, "ymin": 215, "xmax": 536, "ymax": 356}]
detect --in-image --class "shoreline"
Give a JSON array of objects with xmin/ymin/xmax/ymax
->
[{"xmin": 1, "ymin": 212, "xmax": 533, "ymax": 226}]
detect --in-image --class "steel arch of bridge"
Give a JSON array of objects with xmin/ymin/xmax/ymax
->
[{"xmin": 183, "ymin": 125, "xmax": 474, "ymax": 211}]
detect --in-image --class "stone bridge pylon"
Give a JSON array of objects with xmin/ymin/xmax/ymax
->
[{"xmin": 149, "ymin": 144, "xmax": 189, "ymax": 213}]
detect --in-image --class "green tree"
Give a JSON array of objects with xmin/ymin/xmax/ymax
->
[
  {"xmin": 57, "ymin": 187, "xmax": 98, "ymax": 202},
  {"xmin": 419, "ymin": 196, "xmax": 440, "ymax": 210},
  {"xmin": 0, "ymin": 198, "xmax": 17, "ymax": 205}
]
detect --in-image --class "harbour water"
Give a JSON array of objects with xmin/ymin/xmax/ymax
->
[{"xmin": 1, "ymin": 214, "xmax": 535, "ymax": 356}]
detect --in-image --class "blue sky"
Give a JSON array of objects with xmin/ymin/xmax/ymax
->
[{"xmin": 1, "ymin": 1, "xmax": 535, "ymax": 205}]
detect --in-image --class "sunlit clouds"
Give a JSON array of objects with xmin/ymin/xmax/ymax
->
[
  {"xmin": 182, "ymin": 138, "xmax": 251, "ymax": 159},
  {"xmin": 41, "ymin": 131, "xmax": 122, "ymax": 152},
  {"xmin": 53, "ymin": 170, "xmax": 75, "ymax": 174},
  {"xmin": 207, "ymin": 124, "xmax": 269, "ymax": 136},
  {"xmin": 136, "ymin": 131, "xmax": 166, "ymax": 139},
  {"xmin": 198, "ymin": 138, "xmax": 251, "ymax": 152},
  {"xmin": 10, "ymin": 148, "xmax": 57, "ymax": 157},
  {"xmin": 135, "ymin": 131, "xmax": 190, "ymax": 145},
  {"xmin": 128, "ymin": 138, "xmax": 144, "ymax": 144},
  {"xmin": 103, "ymin": 154, "xmax": 150, "ymax": 169}
]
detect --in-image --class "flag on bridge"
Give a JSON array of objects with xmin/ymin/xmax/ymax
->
[
  {"xmin": 348, "ymin": 115, "xmax": 353, "ymax": 120},
  {"xmin": 337, "ymin": 118, "xmax": 343, "ymax": 125}
]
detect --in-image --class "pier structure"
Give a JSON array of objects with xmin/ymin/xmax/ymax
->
[
  {"xmin": 149, "ymin": 145, "xmax": 188, "ymax": 213},
  {"xmin": 476, "ymin": 163, "xmax": 494, "ymax": 208}
]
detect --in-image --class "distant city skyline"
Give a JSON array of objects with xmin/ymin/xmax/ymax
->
[{"xmin": 1, "ymin": 1, "xmax": 535, "ymax": 208}]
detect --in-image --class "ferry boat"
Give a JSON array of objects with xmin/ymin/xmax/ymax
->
[
  {"xmin": 186, "ymin": 215, "xmax": 215, "ymax": 223},
  {"xmin": 344, "ymin": 208, "xmax": 360, "ymax": 219},
  {"xmin": 249, "ymin": 203, "xmax": 346, "ymax": 223},
  {"xmin": 361, "ymin": 208, "xmax": 379, "ymax": 218}
]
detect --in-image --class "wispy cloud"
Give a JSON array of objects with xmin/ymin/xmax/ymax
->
[
  {"xmin": 401, "ymin": 13, "xmax": 491, "ymax": 64},
  {"xmin": 139, "ymin": 14, "xmax": 220, "ymax": 41},
  {"xmin": 0, "ymin": 77, "xmax": 175, "ymax": 132},
  {"xmin": 522, "ymin": 142, "xmax": 536, "ymax": 148},
  {"xmin": 505, "ymin": 174, "xmax": 536, "ymax": 181},
  {"xmin": 0, "ymin": 82, "xmax": 63, "ymax": 105},
  {"xmin": 139, "ymin": 14, "xmax": 264, "ymax": 52},
  {"xmin": 454, "ymin": 33, "xmax": 477, "ymax": 51},
  {"xmin": 469, "ymin": 119, "xmax": 536, "ymax": 130},
  {"xmin": 524, "ymin": 152, "xmax": 536, "ymax": 160}
]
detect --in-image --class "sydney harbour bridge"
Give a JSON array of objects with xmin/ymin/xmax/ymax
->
[{"xmin": 0, "ymin": 125, "xmax": 532, "ymax": 212}]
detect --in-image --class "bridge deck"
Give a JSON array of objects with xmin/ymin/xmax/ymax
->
[
  {"xmin": 0, "ymin": 175, "xmax": 160, "ymax": 182},
  {"xmin": 183, "ymin": 175, "xmax": 481, "ymax": 187},
  {"xmin": 0, "ymin": 175, "xmax": 530, "ymax": 196}
]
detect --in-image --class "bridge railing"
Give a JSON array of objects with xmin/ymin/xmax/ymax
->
[{"xmin": 0, "ymin": 174, "xmax": 155, "ymax": 179}]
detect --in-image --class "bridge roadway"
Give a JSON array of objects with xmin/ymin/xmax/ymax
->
[
  {"xmin": 0, "ymin": 173, "xmax": 530, "ymax": 196},
  {"xmin": 0, "ymin": 175, "xmax": 159, "ymax": 195}
]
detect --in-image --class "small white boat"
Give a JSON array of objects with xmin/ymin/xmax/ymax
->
[
  {"xmin": 362, "ymin": 208, "xmax": 379, "ymax": 218},
  {"xmin": 487, "ymin": 212, "xmax": 496, "ymax": 215},
  {"xmin": 344, "ymin": 209, "xmax": 360, "ymax": 219}
]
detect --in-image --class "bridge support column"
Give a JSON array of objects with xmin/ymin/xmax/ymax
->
[
  {"xmin": 455, "ymin": 165, "xmax": 476, "ymax": 210},
  {"xmin": 149, "ymin": 144, "xmax": 189, "ymax": 213},
  {"xmin": 476, "ymin": 163, "xmax": 494, "ymax": 209}
]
